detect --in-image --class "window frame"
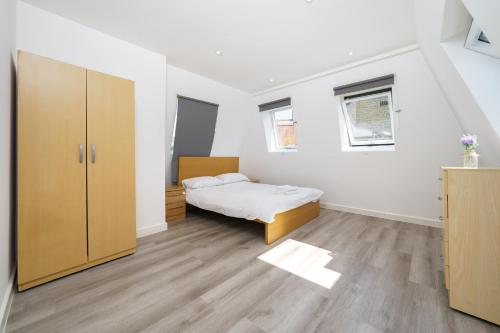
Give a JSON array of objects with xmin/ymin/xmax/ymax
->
[
  {"xmin": 269, "ymin": 105, "xmax": 297, "ymax": 151},
  {"xmin": 340, "ymin": 89, "xmax": 396, "ymax": 147},
  {"xmin": 465, "ymin": 20, "xmax": 499, "ymax": 59},
  {"xmin": 170, "ymin": 107, "xmax": 178, "ymax": 155}
]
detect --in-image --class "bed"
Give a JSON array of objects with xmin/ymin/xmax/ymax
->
[{"xmin": 178, "ymin": 156, "xmax": 322, "ymax": 244}]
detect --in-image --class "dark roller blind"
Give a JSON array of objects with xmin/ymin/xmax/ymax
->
[
  {"xmin": 171, "ymin": 95, "xmax": 219, "ymax": 183},
  {"xmin": 258, "ymin": 97, "xmax": 291, "ymax": 112},
  {"xmin": 333, "ymin": 74, "xmax": 394, "ymax": 96}
]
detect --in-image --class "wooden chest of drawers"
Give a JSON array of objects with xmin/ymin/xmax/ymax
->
[
  {"xmin": 166, "ymin": 185, "xmax": 186, "ymax": 223},
  {"xmin": 441, "ymin": 168, "xmax": 500, "ymax": 325}
]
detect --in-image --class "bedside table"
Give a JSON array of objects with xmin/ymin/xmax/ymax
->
[{"xmin": 166, "ymin": 185, "xmax": 186, "ymax": 223}]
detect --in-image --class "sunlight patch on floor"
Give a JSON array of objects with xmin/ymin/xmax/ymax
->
[{"xmin": 258, "ymin": 239, "xmax": 341, "ymax": 289}]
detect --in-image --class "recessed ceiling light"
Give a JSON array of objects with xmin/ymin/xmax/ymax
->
[
  {"xmin": 305, "ymin": 0, "xmax": 313, "ymax": 3},
  {"xmin": 269, "ymin": 78, "xmax": 275, "ymax": 83},
  {"xmin": 348, "ymin": 51, "xmax": 354, "ymax": 56},
  {"xmin": 215, "ymin": 50, "xmax": 222, "ymax": 56}
]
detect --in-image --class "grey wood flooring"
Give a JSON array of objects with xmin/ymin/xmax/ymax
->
[{"xmin": 6, "ymin": 208, "xmax": 500, "ymax": 333}]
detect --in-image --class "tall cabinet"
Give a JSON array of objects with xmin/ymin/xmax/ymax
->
[
  {"xmin": 17, "ymin": 51, "xmax": 136, "ymax": 291},
  {"xmin": 441, "ymin": 167, "xmax": 500, "ymax": 325}
]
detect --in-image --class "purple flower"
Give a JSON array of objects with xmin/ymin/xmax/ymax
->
[{"xmin": 460, "ymin": 134, "xmax": 478, "ymax": 150}]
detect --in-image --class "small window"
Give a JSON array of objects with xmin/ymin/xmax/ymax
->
[
  {"xmin": 271, "ymin": 107, "xmax": 297, "ymax": 150},
  {"xmin": 341, "ymin": 89, "xmax": 395, "ymax": 147},
  {"xmin": 478, "ymin": 31, "xmax": 490, "ymax": 44},
  {"xmin": 465, "ymin": 20, "xmax": 499, "ymax": 59}
]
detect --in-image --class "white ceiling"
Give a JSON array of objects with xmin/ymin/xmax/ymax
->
[{"xmin": 22, "ymin": 0, "xmax": 417, "ymax": 92}]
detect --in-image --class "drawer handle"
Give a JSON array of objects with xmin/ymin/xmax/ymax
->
[
  {"xmin": 438, "ymin": 177, "xmax": 443, "ymax": 181},
  {"xmin": 438, "ymin": 216, "xmax": 444, "ymax": 221},
  {"xmin": 438, "ymin": 196, "xmax": 442, "ymax": 201}
]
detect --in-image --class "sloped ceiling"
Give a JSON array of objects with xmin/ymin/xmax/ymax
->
[
  {"xmin": 415, "ymin": 0, "xmax": 500, "ymax": 166},
  {"xmin": 20, "ymin": 0, "xmax": 417, "ymax": 92}
]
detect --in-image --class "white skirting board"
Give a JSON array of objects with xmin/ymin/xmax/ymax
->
[
  {"xmin": 320, "ymin": 202, "xmax": 442, "ymax": 228},
  {"xmin": 0, "ymin": 268, "xmax": 15, "ymax": 333},
  {"xmin": 136, "ymin": 222, "xmax": 168, "ymax": 238}
]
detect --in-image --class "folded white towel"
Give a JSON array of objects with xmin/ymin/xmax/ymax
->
[{"xmin": 275, "ymin": 185, "xmax": 299, "ymax": 194}]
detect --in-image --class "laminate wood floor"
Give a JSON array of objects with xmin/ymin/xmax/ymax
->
[{"xmin": 6, "ymin": 208, "xmax": 500, "ymax": 333}]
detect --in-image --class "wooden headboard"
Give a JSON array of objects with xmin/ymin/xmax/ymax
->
[{"xmin": 178, "ymin": 157, "xmax": 239, "ymax": 185}]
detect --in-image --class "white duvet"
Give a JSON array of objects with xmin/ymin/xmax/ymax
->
[{"xmin": 186, "ymin": 181, "xmax": 323, "ymax": 223}]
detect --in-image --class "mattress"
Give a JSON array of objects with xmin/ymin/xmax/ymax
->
[{"xmin": 185, "ymin": 181, "xmax": 323, "ymax": 223}]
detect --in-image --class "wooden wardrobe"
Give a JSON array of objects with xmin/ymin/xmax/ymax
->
[{"xmin": 17, "ymin": 51, "xmax": 136, "ymax": 291}]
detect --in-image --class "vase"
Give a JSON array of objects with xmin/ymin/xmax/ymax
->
[{"xmin": 463, "ymin": 150, "xmax": 479, "ymax": 168}]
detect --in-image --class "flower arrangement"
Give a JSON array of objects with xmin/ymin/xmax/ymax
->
[
  {"xmin": 460, "ymin": 134, "xmax": 479, "ymax": 168},
  {"xmin": 460, "ymin": 134, "xmax": 478, "ymax": 152}
]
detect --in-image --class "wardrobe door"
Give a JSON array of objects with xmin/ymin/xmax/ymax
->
[
  {"xmin": 86, "ymin": 70, "xmax": 136, "ymax": 261},
  {"xmin": 17, "ymin": 52, "xmax": 88, "ymax": 286}
]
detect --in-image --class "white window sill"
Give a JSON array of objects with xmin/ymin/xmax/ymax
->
[
  {"xmin": 269, "ymin": 149, "xmax": 298, "ymax": 153},
  {"xmin": 342, "ymin": 145, "xmax": 395, "ymax": 152}
]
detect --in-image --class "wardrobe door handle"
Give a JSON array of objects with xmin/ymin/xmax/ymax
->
[
  {"xmin": 79, "ymin": 144, "xmax": 84, "ymax": 163},
  {"xmin": 91, "ymin": 144, "xmax": 96, "ymax": 163}
]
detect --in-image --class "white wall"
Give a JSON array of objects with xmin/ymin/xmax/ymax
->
[
  {"xmin": 165, "ymin": 65, "xmax": 252, "ymax": 184},
  {"xmin": 442, "ymin": 35, "xmax": 500, "ymax": 136},
  {"xmin": 0, "ymin": 0, "xmax": 16, "ymax": 328},
  {"xmin": 17, "ymin": 2, "xmax": 167, "ymax": 233},
  {"xmin": 242, "ymin": 50, "xmax": 463, "ymax": 224},
  {"xmin": 439, "ymin": 0, "xmax": 500, "ymax": 139},
  {"xmin": 415, "ymin": 0, "xmax": 500, "ymax": 166}
]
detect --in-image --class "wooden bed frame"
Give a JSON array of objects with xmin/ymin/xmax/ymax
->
[{"xmin": 178, "ymin": 156, "xmax": 320, "ymax": 244}]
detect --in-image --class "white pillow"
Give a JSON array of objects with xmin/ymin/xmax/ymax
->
[
  {"xmin": 215, "ymin": 173, "xmax": 249, "ymax": 184},
  {"xmin": 182, "ymin": 176, "xmax": 223, "ymax": 189}
]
